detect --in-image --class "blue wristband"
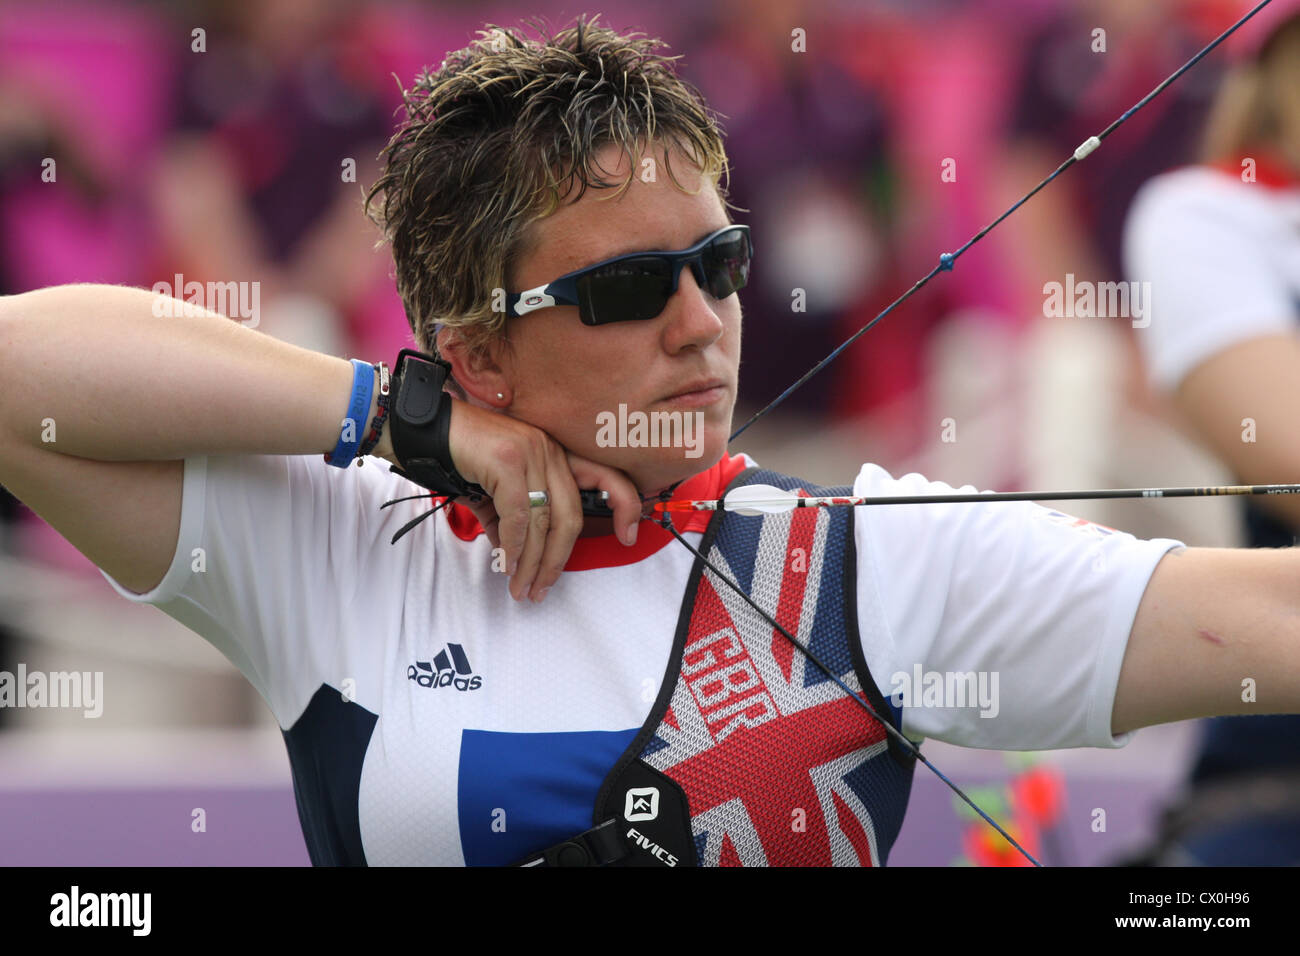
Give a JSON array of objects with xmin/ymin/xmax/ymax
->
[{"xmin": 325, "ymin": 359, "xmax": 375, "ymax": 467}]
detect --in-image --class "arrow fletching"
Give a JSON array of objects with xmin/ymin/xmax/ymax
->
[{"xmin": 722, "ymin": 483, "xmax": 803, "ymax": 516}]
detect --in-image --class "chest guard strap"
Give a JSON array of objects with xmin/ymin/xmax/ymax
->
[{"xmin": 583, "ymin": 466, "xmax": 915, "ymax": 866}]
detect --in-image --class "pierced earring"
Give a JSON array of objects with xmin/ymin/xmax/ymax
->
[{"xmin": 496, "ymin": 392, "xmax": 505, "ymax": 401}]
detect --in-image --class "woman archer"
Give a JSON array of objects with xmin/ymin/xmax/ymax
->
[{"xmin": 1, "ymin": 15, "xmax": 1298, "ymax": 867}]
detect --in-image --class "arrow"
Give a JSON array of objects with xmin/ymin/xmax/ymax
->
[{"xmin": 653, "ymin": 482, "xmax": 1300, "ymax": 516}]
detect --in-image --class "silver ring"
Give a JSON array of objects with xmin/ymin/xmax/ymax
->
[{"xmin": 528, "ymin": 490, "xmax": 549, "ymax": 508}]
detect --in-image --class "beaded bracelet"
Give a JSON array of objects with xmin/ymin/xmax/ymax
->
[{"xmin": 355, "ymin": 361, "xmax": 391, "ymax": 465}]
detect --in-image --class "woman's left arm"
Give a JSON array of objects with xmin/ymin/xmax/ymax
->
[{"xmin": 1112, "ymin": 545, "xmax": 1300, "ymax": 733}]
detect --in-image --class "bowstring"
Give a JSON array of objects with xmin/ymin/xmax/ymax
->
[{"xmin": 656, "ymin": 0, "xmax": 1281, "ymax": 866}]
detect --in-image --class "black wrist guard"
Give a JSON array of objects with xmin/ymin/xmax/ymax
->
[{"xmin": 386, "ymin": 349, "xmax": 487, "ymax": 502}]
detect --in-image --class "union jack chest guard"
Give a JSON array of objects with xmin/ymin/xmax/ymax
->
[{"xmin": 592, "ymin": 467, "xmax": 916, "ymax": 866}]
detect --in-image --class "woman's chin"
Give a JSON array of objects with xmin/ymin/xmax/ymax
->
[
  {"xmin": 625, "ymin": 446, "xmax": 729, "ymax": 496},
  {"xmin": 569, "ymin": 422, "xmax": 730, "ymax": 495}
]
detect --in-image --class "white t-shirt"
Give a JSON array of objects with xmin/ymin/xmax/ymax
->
[
  {"xmin": 1124, "ymin": 162, "xmax": 1300, "ymax": 391},
  {"xmin": 102, "ymin": 451, "xmax": 1179, "ymax": 864}
]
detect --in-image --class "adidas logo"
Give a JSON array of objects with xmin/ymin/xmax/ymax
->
[{"xmin": 407, "ymin": 643, "xmax": 483, "ymax": 692}]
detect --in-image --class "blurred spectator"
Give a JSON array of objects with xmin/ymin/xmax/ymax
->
[
  {"xmin": 678, "ymin": 0, "xmax": 896, "ymax": 420},
  {"xmin": 0, "ymin": 1, "xmax": 172, "ymax": 292},
  {"xmin": 149, "ymin": 0, "xmax": 408, "ymax": 357},
  {"xmin": 996, "ymin": 0, "xmax": 1227, "ymax": 422},
  {"xmin": 0, "ymin": 0, "xmax": 177, "ymax": 668},
  {"xmin": 829, "ymin": 0, "xmax": 1034, "ymax": 446}
]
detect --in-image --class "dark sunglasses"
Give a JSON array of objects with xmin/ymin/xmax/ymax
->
[{"xmin": 505, "ymin": 224, "xmax": 752, "ymax": 326}]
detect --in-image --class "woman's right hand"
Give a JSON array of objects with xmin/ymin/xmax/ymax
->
[{"xmin": 396, "ymin": 396, "xmax": 645, "ymax": 603}]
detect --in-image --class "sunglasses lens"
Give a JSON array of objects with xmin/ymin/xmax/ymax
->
[
  {"xmin": 577, "ymin": 258, "xmax": 672, "ymax": 325},
  {"xmin": 703, "ymin": 228, "xmax": 751, "ymax": 299},
  {"xmin": 571, "ymin": 228, "xmax": 752, "ymax": 325}
]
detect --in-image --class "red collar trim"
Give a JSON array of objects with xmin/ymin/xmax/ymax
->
[
  {"xmin": 1205, "ymin": 151, "xmax": 1299, "ymax": 190},
  {"xmin": 442, "ymin": 453, "xmax": 751, "ymax": 570}
]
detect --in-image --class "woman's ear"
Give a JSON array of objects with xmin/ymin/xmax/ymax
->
[{"xmin": 437, "ymin": 328, "xmax": 511, "ymax": 408}]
